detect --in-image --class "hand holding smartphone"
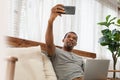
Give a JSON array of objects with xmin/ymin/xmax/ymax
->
[{"xmin": 63, "ymin": 6, "xmax": 75, "ymax": 15}]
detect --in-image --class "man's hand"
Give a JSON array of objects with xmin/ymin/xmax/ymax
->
[{"xmin": 49, "ymin": 4, "xmax": 65, "ymax": 22}]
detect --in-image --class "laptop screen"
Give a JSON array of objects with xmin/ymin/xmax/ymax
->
[{"xmin": 84, "ymin": 59, "xmax": 110, "ymax": 80}]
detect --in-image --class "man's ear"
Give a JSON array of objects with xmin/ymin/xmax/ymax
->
[{"xmin": 62, "ymin": 39, "xmax": 64, "ymax": 42}]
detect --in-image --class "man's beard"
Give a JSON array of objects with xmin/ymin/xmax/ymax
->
[{"xmin": 65, "ymin": 42, "xmax": 74, "ymax": 49}]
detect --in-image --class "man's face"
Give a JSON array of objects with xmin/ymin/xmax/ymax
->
[{"xmin": 63, "ymin": 32, "xmax": 77, "ymax": 49}]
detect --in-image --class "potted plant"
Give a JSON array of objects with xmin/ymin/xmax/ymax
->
[{"xmin": 98, "ymin": 15, "xmax": 120, "ymax": 79}]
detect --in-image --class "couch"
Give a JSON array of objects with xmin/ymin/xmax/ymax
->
[{"xmin": 2, "ymin": 36, "xmax": 96, "ymax": 80}]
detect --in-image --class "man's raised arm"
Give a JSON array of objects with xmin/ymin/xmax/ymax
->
[{"xmin": 45, "ymin": 4, "xmax": 65, "ymax": 56}]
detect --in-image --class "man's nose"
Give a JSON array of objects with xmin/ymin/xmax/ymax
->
[{"xmin": 69, "ymin": 38, "xmax": 73, "ymax": 41}]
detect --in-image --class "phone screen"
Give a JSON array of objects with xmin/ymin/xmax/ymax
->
[{"xmin": 63, "ymin": 6, "xmax": 75, "ymax": 15}]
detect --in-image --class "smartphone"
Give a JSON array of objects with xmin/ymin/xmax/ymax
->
[{"xmin": 63, "ymin": 6, "xmax": 75, "ymax": 15}]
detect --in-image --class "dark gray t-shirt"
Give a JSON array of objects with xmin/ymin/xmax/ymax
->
[{"xmin": 50, "ymin": 47, "xmax": 84, "ymax": 80}]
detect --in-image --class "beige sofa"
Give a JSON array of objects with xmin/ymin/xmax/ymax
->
[
  {"xmin": 2, "ymin": 36, "xmax": 96, "ymax": 80},
  {"xmin": 6, "ymin": 45, "xmax": 57, "ymax": 80}
]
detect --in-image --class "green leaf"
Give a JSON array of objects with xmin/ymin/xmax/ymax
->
[
  {"xmin": 99, "ymin": 36, "xmax": 110, "ymax": 46},
  {"xmin": 106, "ymin": 15, "xmax": 111, "ymax": 22},
  {"xmin": 117, "ymin": 19, "xmax": 120, "ymax": 24},
  {"xmin": 101, "ymin": 29, "xmax": 111, "ymax": 36},
  {"xmin": 108, "ymin": 46, "xmax": 114, "ymax": 53},
  {"xmin": 118, "ymin": 48, "xmax": 120, "ymax": 57},
  {"xmin": 105, "ymin": 22, "xmax": 111, "ymax": 27},
  {"xmin": 112, "ymin": 29, "xmax": 120, "ymax": 41},
  {"xmin": 108, "ymin": 42, "xmax": 118, "ymax": 52},
  {"xmin": 108, "ymin": 45, "xmax": 117, "ymax": 53},
  {"xmin": 115, "ymin": 19, "xmax": 120, "ymax": 27},
  {"xmin": 114, "ymin": 34, "xmax": 120, "ymax": 41},
  {"xmin": 98, "ymin": 22, "xmax": 107, "ymax": 26},
  {"xmin": 109, "ymin": 17, "xmax": 117, "ymax": 23},
  {"xmin": 112, "ymin": 29, "xmax": 117, "ymax": 35}
]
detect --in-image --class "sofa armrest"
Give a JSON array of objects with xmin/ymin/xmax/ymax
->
[{"xmin": 5, "ymin": 56, "xmax": 18, "ymax": 80}]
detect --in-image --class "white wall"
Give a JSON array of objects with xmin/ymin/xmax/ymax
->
[
  {"xmin": 0, "ymin": 0, "xmax": 9, "ymax": 50},
  {"xmin": 0, "ymin": 0, "xmax": 9, "ymax": 80}
]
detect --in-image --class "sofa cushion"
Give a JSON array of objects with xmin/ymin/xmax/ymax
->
[{"xmin": 6, "ymin": 45, "xmax": 57, "ymax": 80}]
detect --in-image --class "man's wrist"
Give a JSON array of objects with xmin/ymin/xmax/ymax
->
[{"xmin": 48, "ymin": 18, "xmax": 54, "ymax": 24}]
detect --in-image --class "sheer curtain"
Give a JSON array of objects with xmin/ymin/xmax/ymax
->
[
  {"xmin": 8, "ymin": 0, "xmax": 105, "ymax": 51},
  {"xmin": 8, "ymin": 0, "xmax": 119, "ymax": 52},
  {"xmin": 8, "ymin": 0, "xmax": 120, "ymax": 78}
]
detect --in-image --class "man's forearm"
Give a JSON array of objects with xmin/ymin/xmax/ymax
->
[
  {"xmin": 45, "ymin": 20, "xmax": 54, "ymax": 45},
  {"xmin": 45, "ymin": 19, "xmax": 55, "ymax": 56}
]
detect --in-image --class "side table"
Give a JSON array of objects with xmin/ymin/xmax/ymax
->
[{"xmin": 107, "ymin": 70, "xmax": 120, "ymax": 80}]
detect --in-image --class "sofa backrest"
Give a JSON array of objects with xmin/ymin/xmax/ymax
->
[{"xmin": 6, "ymin": 36, "xmax": 96, "ymax": 58}]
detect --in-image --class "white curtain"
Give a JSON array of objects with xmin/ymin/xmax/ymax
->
[{"xmin": 8, "ymin": 0, "xmax": 120, "ymax": 78}]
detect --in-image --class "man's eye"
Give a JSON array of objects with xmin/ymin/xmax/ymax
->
[
  {"xmin": 73, "ymin": 37, "xmax": 77, "ymax": 40},
  {"xmin": 67, "ymin": 36, "xmax": 71, "ymax": 38},
  {"xmin": 73, "ymin": 38, "xmax": 76, "ymax": 40}
]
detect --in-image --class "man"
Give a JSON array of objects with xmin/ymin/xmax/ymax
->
[{"xmin": 45, "ymin": 4, "xmax": 84, "ymax": 80}]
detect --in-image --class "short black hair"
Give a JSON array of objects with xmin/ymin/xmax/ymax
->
[{"xmin": 63, "ymin": 31, "xmax": 78, "ymax": 40}]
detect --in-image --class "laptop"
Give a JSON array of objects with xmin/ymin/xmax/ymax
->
[{"xmin": 83, "ymin": 59, "xmax": 110, "ymax": 80}]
